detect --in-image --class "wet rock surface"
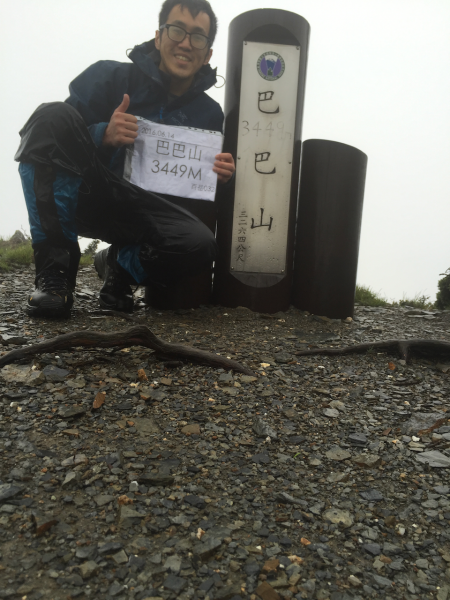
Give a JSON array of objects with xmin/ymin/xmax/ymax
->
[{"xmin": 0, "ymin": 266, "xmax": 450, "ymax": 599}]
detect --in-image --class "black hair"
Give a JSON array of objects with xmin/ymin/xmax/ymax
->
[{"xmin": 159, "ymin": 0, "xmax": 218, "ymax": 46}]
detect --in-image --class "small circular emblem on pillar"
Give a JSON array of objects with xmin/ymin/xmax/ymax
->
[{"xmin": 256, "ymin": 51, "xmax": 285, "ymax": 81}]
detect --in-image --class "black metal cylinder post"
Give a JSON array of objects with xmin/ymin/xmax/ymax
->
[
  {"xmin": 213, "ymin": 9, "xmax": 310, "ymax": 313},
  {"xmin": 292, "ymin": 139, "xmax": 368, "ymax": 319}
]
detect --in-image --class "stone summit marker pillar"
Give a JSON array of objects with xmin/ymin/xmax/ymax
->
[{"xmin": 213, "ymin": 9, "xmax": 310, "ymax": 313}]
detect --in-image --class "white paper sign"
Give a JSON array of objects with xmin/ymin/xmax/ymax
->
[{"xmin": 124, "ymin": 118, "xmax": 223, "ymax": 201}]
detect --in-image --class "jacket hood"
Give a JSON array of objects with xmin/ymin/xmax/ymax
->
[{"xmin": 128, "ymin": 39, "xmax": 217, "ymax": 97}]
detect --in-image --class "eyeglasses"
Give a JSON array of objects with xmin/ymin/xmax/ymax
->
[{"xmin": 161, "ymin": 24, "xmax": 210, "ymax": 50}]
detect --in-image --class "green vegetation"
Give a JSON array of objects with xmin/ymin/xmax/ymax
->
[
  {"xmin": 0, "ymin": 237, "xmax": 34, "ymax": 271},
  {"xmin": 79, "ymin": 238, "xmax": 99, "ymax": 267},
  {"xmin": 396, "ymin": 294, "xmax": 434, "ymax": 310},
  {"xmin": 0, "ymin": 235, "xmax": 96, "ymax": 271},
  {"xmin": 354, "ymin": 285, "xmax": 389, "ymax": 307},
  {"xmin": 355, "ymin": 285, "xmax": 435, "ymax": 310},
  {"xmin": 436, "ymin": 269, "xmax": 450, "ymax": 310},
  {"xmin": 79, "ymin": 254, "xmax": 94, "ymax": 267}
]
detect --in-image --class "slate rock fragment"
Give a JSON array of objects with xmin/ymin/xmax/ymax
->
[
  {"xmin": 140, "ymin": 387, "xmax": 166, "ymax": 401},
  {"xmin": 0, "ymin": 364, "xmax": 45, "ymax": 385},
  {"xmin": 133, "ymin": 417, "xmax": 160, "ymax": 436},
  {"xmin": 255, "ymin": 581, "xmax": 280, "ymax": 600},
  {"xmin": 372, "ymin": 573, "xmax": 393, "ymax": 588},
  {"xmin": 193, "ymin": 536, "xmax": 222, "ymax": 559},
  {"xmin": 289, "ymin": 435, "xmax": 306, "ymax": 444},
  {"xmin": 138, "ymin": 473, "xmax": 174, "ymax": 486},
  {"xmin": 184, "ymin": 494, "xmax": 205, "ymax": 509},
  {"xmin": 42, "ymin": 365, "xmax": 69, "ymax": 381},
  {"xmin": 253, "ymin": 416, "xmax": 277, "ymax": 439},
  {"xmin": 0, "ymin": 483, "xmax": 23, "ymax": 503},
  {"xmin": 118, "ymin": 505, "xmax": 147, "ymax": 525},
  {"xmin": 0, "ymin": 333, "xmax": 28, "ymax": 345},
  {"xmin": 214, "ymin": 583, "xmax": 243, "ymax": 600},
  {"xmin": 59, "ymin": 406, "xmax": 87, "ymax": 419},
  {"xmin": 353, "ymin": 454, "xmax": 381, "ymax": 468},
  {"xmin": 402, "ymin": 412, "xmax": 446, "ymax": 435},
  {"xmin": 360, "ymin": 489, "xmax": 384, "ymax": 501},
  {"xmin": 275, "ymin": 492, "xmax": 305, "ymax": 506},
  {"xmin": 416, "ymin": 451, "xmax": 450, "ymax": 468},
  {"xmin": 98, "ymin": 542, "xmax": 123, "ymax": 555},
  {"xmin": 252, "ymin": 453, "xmax": 271, "ymax": 464},
  {"xmin": 94, "ymin": 494, "xmax": 114, "ymax": 507},
  {"xmin": 363, "ymin": 543, "xmax": 381, "ymax": 555},
  {"xmin": 326, "ymin": 447, "xmax": 351, "ymax": 461},
  {"xmin": 322, "ymin": 508, "xmax": 353, "ymax": 529},
  {"xmin": 163, "ymin": 573, "xmax": 187, "ymax": 593},
  {"xmin": 348, "ymin": 432, "xmax": 367, "ymax": 446},
  {"xmin": 109, "ymin": 583, "xmax": 125, "ymax": 597},
  {"xmin": 323, "ymin": 408, "xmax": 339, "ymax": 418}
]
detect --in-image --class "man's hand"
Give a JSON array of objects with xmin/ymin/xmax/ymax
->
[
  {"xmin": 213, "ymin": 153, "xmax": 235, "ymax": 185},
  {"xmin": 102, "ymin": 94, "xmax": 138, "ymax": 147}
]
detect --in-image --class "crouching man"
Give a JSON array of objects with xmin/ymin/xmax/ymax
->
[{"xmin": 15, "ymin": 0, "xmax": 235, "ymax": 317}]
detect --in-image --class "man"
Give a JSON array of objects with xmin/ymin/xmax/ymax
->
[{"xmin": 15, "ymin": 0, "xmax": 235, "ymax": 317}]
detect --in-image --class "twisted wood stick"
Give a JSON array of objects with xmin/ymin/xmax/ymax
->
[
  {"xmin": 0, "ymin": 325, "xmax": 254, "ymax": 375},
  {"xmin": 295, "ymin": 338, "xmax": 450, "ymax": 363}
]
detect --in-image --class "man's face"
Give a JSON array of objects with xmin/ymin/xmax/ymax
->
[{"xmin": 155, "ymin": 5, "xmax": 213, "ymax": 86}]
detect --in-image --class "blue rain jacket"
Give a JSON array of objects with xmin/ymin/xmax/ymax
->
[{"xmin": 65, "ymin": 39, "xmax": 224, "ymax": 177}]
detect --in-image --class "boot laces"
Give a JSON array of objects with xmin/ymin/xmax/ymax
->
[{"xmin": 38, "ymin": 269, "xmax": 70, "ymax": 293}]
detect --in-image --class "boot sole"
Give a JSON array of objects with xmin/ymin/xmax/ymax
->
[
  {"xmin": 99, "ymin": 297, "xmax": 134, "ymax": 313},
  {"xmin": 26, "ymin": 303, "xmax": 72, "ymax": 318},
  {"xmin": 26, "ymin": 294, "xmax": 74, "ymax": 319}
]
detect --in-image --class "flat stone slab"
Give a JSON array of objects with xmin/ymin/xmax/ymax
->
[
  {"xmin": 118, "ymin": 505, "xmax": 147, "ymax": 524},
  {"xmin": 253, "ymin": 417, "xmax": 277, "ymax": 439},
  {"xmin": 322, "ymin": 508, "xmax": 353, "ymax": 529},
  {"xmin": 140, "ymin": 387, "xmax": 167, "ymax": 401},
  {"xmin": 193, "ymin": 536, "xmax": 223, "ymax": 559},
  {"xmin": 59, "ymin": 406, "xmax": 87, "ymax": 419},
  {"xmin": 61, "ymin": 454, "xmax": 88, "ymax": 467},
  {"xmin": 94, "ymin": 494, "xmax": 114, "ymax": 507},
  {"xmin": 323, "ymin": 408, "xmax": 340, "ymax": 418},
  {"xmin": 0, "ymin": 334, "xmax": 28, "ymax": 345},
  {"xmin": 66, "ymin": 376, "xmax": 86, "ymax": 389},
  {"xmin": 360, "ymin": 489, "xmax": 384, "ymax": 502},
  {"xmin": 0, "ymin": 364, "xmax": 45, "ymax": 385},
  {"xmin": 0, "ymin": 483, "xmax": 23, "ymax": 503},
  {"xmin": 133, "ymin": 417, "xmax": 160, "ymax": 436},
  {"xmin": 138, "ymin": 473, "xmax": 174, "ymax": 486},
  {"xmin": 353, "ymin": 454, "xmax": 381, "ymax": 468},
  {"xmin": 416, "ymin": 450, "xmax": 450, "ymax": 468},
  {"xmin": 326, "ymin": 447, "xmax": 351, "ymax": 461},
  {"xmin": 181, "ymin": 424, "xmax": 200, "ymax": 435},
  {"xmin": 402, "ymin": 412, "xmax": 446, "ymax": 435},
  {"xmin": 42, "ymin": 365, "xmax": 70, "ymax": 381}
]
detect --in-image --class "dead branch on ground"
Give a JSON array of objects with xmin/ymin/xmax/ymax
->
[
  {"xmin": 294, "ymin": 338, "xmax": 450, "ymax": 364},
  {"xmin": 0, "ymin": 325, "xmax": 254, "ymax": 375}
]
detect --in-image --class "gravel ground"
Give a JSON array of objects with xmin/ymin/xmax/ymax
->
[{"xmin": 0, "ymin": 265, "xmax": 450, "ymax": 600}]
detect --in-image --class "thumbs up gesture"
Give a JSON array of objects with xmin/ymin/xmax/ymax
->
[{"xmin": 102, "ymin": 94, "xmax": 138, "ymax": 147}]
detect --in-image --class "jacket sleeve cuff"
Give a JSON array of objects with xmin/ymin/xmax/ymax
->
[
  {"xmin": 88, "ymin": 123, "xmax": 109, "ymax": 148},
  {"xmin": 218, "ymin": 171, "xmax": 236, "ymax": 189}
]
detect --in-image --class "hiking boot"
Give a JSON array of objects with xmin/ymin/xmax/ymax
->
[
  {"xmin": 94, "ymin": 246, "xmax": 134, "ymax": 312},
  {"xmin": 26, "ymin": 269, "xmax": 73, "ymax": 318}
]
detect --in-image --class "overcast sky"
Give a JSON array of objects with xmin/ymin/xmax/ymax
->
[{"xmin": 1, "ymin": 0, "xmax": 449, "ymax": 302}]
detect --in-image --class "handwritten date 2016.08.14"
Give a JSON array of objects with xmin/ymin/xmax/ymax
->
[{"xmin": 151, "ymin": 161, "xmax": 202, "ymax": 181}]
